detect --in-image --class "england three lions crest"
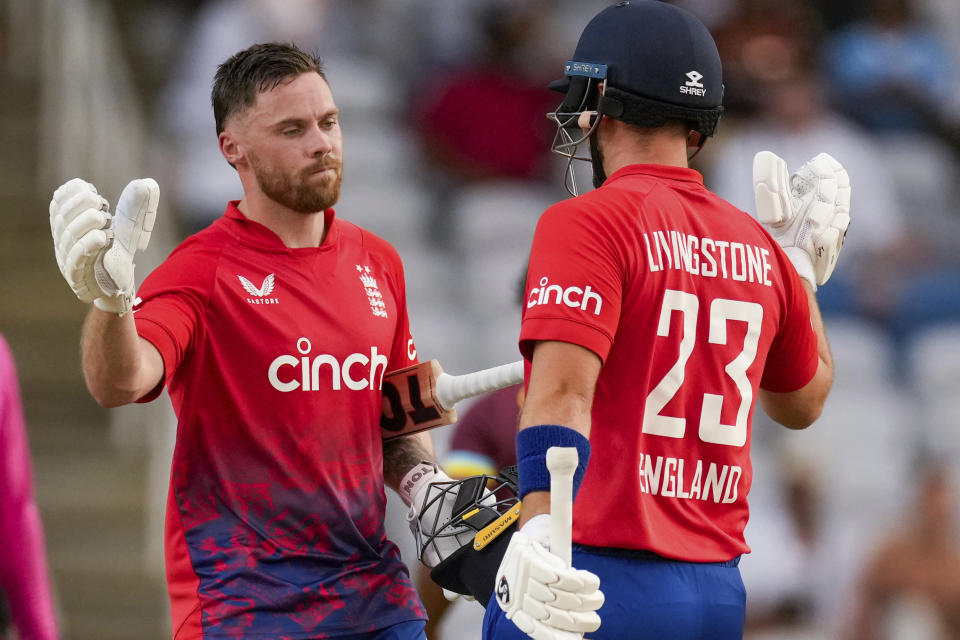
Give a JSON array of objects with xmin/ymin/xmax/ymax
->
[{"xmin": 356, "ymin": 265, "xmax": 388, "ymax": 319}]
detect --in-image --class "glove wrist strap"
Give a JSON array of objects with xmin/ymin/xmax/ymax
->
[
  {"xmin": 93, "ymin": 294, "xmax": 132, "ymax": 317},
  {"xmin": 398, "ymin": 461, "xmax": 450, "ymax": 508},
  {"xmin": 783, "ymin": 246, "xmax": 817, "ymax": 291}
]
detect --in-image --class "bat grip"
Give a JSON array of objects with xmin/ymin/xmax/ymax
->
[
  {"xmin": 546, "ymin": 446, "xmax": 578, "ymax": 567},
  {"xmin": 434, "ymin": 360, "xmax": 523, "ymax": 411}
]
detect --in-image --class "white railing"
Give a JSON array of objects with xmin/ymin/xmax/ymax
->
[
  {"xmin": 30, "ymin": 0, "xmax": 176, "ymax": 586},
  {"xmin": 37, "ymin": 0, "xmax": 148, "ymax": 198}
]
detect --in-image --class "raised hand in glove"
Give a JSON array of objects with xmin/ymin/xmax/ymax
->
[
  {"xmin": 50, "ymin": 177, "xmax": 159, "ymax": 316},
  {"xmin": 753, "ymin": 151, "xmax": 851, "ymax": 289},
  {"xmin": 495, "ymin": 514, "xmax": 603, "ymax": 640}
]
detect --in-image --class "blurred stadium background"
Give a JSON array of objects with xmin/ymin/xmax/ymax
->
[{"xmin": 2, "ymin": 0, "xmax": 960, "ymax": 638}]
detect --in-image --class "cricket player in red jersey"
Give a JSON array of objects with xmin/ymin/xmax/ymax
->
[
  {"xmin": 482, "ymin": 2, "xmax": 852, "ymax": 639},
  {"xmin": 47, "ymin": 43, "xmax": 464, "ymax": 639}
]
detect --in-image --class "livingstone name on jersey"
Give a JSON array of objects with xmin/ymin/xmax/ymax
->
[
  {"xmin": 644, "ymin": 230, "xmax": 773, "ymax": 287},
  {"xmin": 639, "ymin": 452, "xmax": 743, "ymax": 504},
  {"xmin": 267, "ymin": 337, "xmax": 388, "ymax": 392},
  {"xmin": 527, "ymin": 276, "xmax": 603, "ymax": 315}
]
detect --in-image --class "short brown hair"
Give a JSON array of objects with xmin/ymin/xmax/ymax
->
[{"xmin": 212, "ymin": 42, "xmax": 326, "ymax": 134}]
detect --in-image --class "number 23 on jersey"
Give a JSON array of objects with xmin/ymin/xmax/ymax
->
[{"xmin": 643, "ymin": 289, "xmax": 763, "ymax": 448}]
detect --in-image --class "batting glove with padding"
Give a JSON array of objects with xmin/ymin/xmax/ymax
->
[
  {"xmin": 495, "ymin": 515, "xmax": 603, "ymax": 640},
  {"xmin": 400, "ymin": 462, "xmax": 491, "ymax": 568},
  {"xmin": 50, "ymin": 177, "xmax": 159, "ymax": 316},
  {"xmin": 753, "ymin": 151, "xmax": 851, "ymax": 289}
]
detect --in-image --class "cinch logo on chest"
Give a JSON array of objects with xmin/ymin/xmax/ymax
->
[
  {"xmin": 267, "ymin": 337, "xmax": 388, "ymax": 392},
  {"xmin": 238, "ymin": 273, "xmax": 279, "ymax": 305}
]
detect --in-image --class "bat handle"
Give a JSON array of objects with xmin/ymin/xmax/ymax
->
[
  {"xmin": 434, "ymin": 360, "xmax": 524, "ymax": 411},
  {"xmin": 546, "ymin": 446, "xmax": 578, "ymax": 567}
]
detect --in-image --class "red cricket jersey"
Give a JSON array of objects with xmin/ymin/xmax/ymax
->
[
  {"xmin": 520, "ymin": 165, "xmax": 818, "ymax": 562},
  {"xmin": 133, "ymin": 203, "xmax": 424, "ymax": 638}
]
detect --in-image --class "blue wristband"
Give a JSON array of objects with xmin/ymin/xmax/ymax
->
[{"xmin": 516, "ymin": 424, "xmax": 591, "ymax": 500}]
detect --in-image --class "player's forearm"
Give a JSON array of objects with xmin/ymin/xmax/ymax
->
[
  {"xmin": 382, "ymin": 431, "xmax": 436, "ymax": 493},
  {"xmin": 760, "ymin": 283, "xmax": 834, "ymax": 429},
  {"xmin": 804, "ymin": 281, "xmax": 834, "ymax": 381},
  {"xmin": 80, "ymin": 308, "xmax": 160, "ymax": 407},
  {"xmin": 516, "ymin": 342, "xmax": 600, "ymax": 524},
  {"xmin": 516, "ymin": 385, "xmax": 590, "ymax": 525},
  {"xmin": 795, "ymin": 281, "xmax": 834, "ymax": 423},
  {"xmin": 518, "ymin": 389, "xmax": 593, "ymax": 436},
  {"xmin": 518, "ymin": 342, "xmax": 600, "ymax": 438}
]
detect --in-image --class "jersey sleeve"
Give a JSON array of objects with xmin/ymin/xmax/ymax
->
[
  {"xmin": 760, "ymin": 250, "xmax": 819, "ymax": 392},
  {"xmin": 133, "ymin": 240, "xmax": 217, "ymax": 402},
  {"xmin": 519, "ymin": 201, "xmax": 623, "ymax": 362}
]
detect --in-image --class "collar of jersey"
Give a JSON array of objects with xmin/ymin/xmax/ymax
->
[
  {"xmin": 223, "ymin": 201, "xmax": 339, "ymax": 253},
  {"xmin": 603, "ymin": 164, "xmax": 704, "ymax": 187}
]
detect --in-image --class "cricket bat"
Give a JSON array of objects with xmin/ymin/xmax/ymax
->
[
  {"xmin": 546, "ymin": 446, "xmax": 579, "ymax": 566},
  {"xmin": 380, "ymin": 359, "xmax": 523, "ymax": 441}
]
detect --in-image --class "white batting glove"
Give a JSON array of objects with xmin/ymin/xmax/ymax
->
[
  {"xmin": 494, "ymin": 515, "xmax": 603, "ymax": 640},
  {"xmin": 50, "ymin": 177, "xmax": 159, "ymax": 316},
  {"xmin": 753, "ymin": 151, "xmax": 851, "ymax": 289},
  {"xmin": 400, "ymin": 462, "xmax": 483, "ymax": 568}
]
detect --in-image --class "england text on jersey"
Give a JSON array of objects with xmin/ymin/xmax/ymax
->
[
  {"xmin": 643, "ymin": 229, "xmax": 773, "ymax": 287},
  {"xmin": 638, "ymin": 452, "xmax": 743, "ymax": 504}
]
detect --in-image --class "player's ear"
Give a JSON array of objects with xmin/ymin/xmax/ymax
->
[
  {"xmin": 577, "ymin": 110, "xmax": 600, "ymax": 130},
  {"xmin": 219, "ymin": 129, "xmax": 242, "ymax": 169},
  {"xmin": 577, "ymin": 80, "xmax": 604, "ymax": 130}
]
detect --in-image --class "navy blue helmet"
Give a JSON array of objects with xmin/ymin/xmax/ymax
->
[{"xmin": 548, "ymin": 1, "xmax": 724, "ymax": 192}]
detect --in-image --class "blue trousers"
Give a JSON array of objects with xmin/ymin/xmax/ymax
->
[
  {"xmin": 334, "ymin": 620, "xmax": 426, "ymax": 640},
  {"xmin": 482, "ymin": 546, "xmax": 745, "ymax": 639}
]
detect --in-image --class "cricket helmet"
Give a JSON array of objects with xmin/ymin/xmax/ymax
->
[
  {"xmin": 411, "ymin": 467, "xmax": 521, "ymax": 606},
  {"xmin": 548, "ymin": 1, "xmax": 724, "ymax": 191}
]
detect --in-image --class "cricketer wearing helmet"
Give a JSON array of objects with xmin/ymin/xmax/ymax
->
[{"xmin": 482, "ymin": 2, "xmax": 851, "ymax": 639}]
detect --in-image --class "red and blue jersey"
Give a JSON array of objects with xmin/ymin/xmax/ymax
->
[
  {"xmin": 134, "ymin": 203, "xmax": 425, "ymax": 638},
  {"xmin": 520, "ymin": 165, "xmax": 818, "ymax": 562}
]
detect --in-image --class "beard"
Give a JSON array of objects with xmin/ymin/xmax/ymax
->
[
  {"xmin": 249, "ymin": 152, "xmax": 343, "ymax": 214},
  {"xmin": 588, "ymin": 132, "xmax": 607, "ymax": 189}
]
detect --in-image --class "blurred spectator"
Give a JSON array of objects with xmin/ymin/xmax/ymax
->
[
  {"xmin": 0, "ymin": 334, "xmax": 59, "ymax": 640},
  {"xmin": 442, "ymin": 386, "xmax": 522, "ymax": 479},
  {"xmin": 412, "ymin": 1, "xmax": 555, "ymax": 181},
  {"xmin": 416, "ymin": 385, "xmax": 523, "ymax": 640},
  {"xmin": 918, "ymin": 0, "xmax": 960, "ymax": 55},
  {"xmin": 409, "ymin": 1, "xmax": 557, "ymax": 242},
  {"xmin": 844, "ymin": 459, "xmax": 960, "ymax": 639},
  {"xmin": 741, "ymin": 456, "xmax": 822, "ymax": 637},
  {"xmin": 708, "ymin": 0, "xmax": 825, "ymax": 117},
  {"xmin": 739, "ymin": 447, "xmax": 847, "ymax": 639},
  {"xmin": 667, "ymin": 0, "xmax": 739, "ymax": 30},
  {"xmin": 704, "ymin": 15, "xmax": 917, "ymax": 321},
  {"xmin": 824, "ymin": 0, "xmax": 960, "ymax": 138}
]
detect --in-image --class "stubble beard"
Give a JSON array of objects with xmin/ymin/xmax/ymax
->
[
  {"xmin": 250, "ymin": 153, "xmax": 343, "ymax": 214},
  {"xmin": 589, "ymin": 133, "xmax": 607, "ymax": 189}
]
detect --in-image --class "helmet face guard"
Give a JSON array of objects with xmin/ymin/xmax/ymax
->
[
  {"xmin": 411, "ymin": 467, "xmax": 521, "ymax": 606},
  {"xmin": 546, "ymin": 63, "xmax": 608, "ymax": 196}
]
